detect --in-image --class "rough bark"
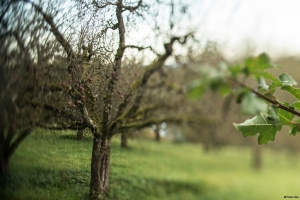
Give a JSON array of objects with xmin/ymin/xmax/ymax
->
[
  {"xmin": 121, "ymin": 132, "xmax": 128, "ymax": 148},
  {"xmin": 0, "ymin": 150, "xmax": 9, "ymax": 177},
  {"xmin": 77, "ymin": 129, "xmax": 84, "ymax": 141},
  {"xmin": 89, "ymin": 136, "xmax": 111, "ymax": 199}
]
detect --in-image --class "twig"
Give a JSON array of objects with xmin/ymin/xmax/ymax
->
[{"xmin": 235, "ymin": 80, "xmax": 300, "ymax": 118}]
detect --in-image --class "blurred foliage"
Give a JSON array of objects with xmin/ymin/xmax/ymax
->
[{"xmin": 188, "ymin": 52, "xmax": 300, "ymax": 145}]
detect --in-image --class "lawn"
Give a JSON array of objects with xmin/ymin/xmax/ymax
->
[{"xmin": 1, "ymin": 130, "xmax": 300, "ymax": 200}]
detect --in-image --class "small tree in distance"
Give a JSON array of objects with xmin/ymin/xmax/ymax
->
[{"xmin": 189, "ymin": 53, "xmax": 300, "ymax": 145}]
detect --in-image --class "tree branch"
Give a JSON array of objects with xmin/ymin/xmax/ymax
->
[
  {"xmin": 102, "ymin": 0, "xmax": 126, "ymax": 136},
  {"xmin": 121, "ymin": 0, "xmax": 142, "ymax": 12},
  {"xmin": 115, "ymin": 33, "xmax": 194, "ymax": 125},
  {"xmin": 236, "ymin": 80, "xmax": 300, "ymax": 117},
  {"xmin": 37, "ymin": 122, "xmax": 86, "ymax": 131},
  {"xmin": 82, "ymin": 106, "xmax": 99, "ymax": 134},
  {"xmin": 123, "ymin": 45, "xmax": 152, "ymax": 51},
  {"xmin": 120, "ymin": 37, "xmax": 178, "ymax": 119},
  {"xmin": 27, "ymin": 99, "xmax": 79, "ymax": 121},
  {"xmin": 92, "ymin": 0, "xmax": 117, "ymax": 9},
  {"xmin": 7, "ymin": 128, "xmax": 31, "ymax": 159},
  {"xmin": 123, "ymin": 44, "xmax": 160, "ymax": 56},
  {"xmin": 28, "ymin": 1, "xmax": 75, "ymax": 59}
]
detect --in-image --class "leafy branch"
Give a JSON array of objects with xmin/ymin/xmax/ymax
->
[
  {"xmin": 234, "ymin": 81, "xmax": 300, "ymax": 118},
  {"xmin": 189, "ymin": 53, "xmax": 300, "ymax": 144}
]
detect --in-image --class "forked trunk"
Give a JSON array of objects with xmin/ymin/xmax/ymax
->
[
  {"xmin": 0, "ymin": 128, "xmax": 31, "ymax": 177},
  {"xmin": 89, "ymin": 136, "xmax": 111, "ymax": 199}
]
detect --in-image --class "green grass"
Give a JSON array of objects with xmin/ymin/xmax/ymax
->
[{"xmin": 1, "ymin": 130, "xmax": 300, "ymax": 200}]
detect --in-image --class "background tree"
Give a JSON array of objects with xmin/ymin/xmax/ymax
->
[
  {"xmin": 16, "ymin": 0, "xmax": 199, "ymax": 198},
  {"xmin": 0, "ymin": 0, "xmax": 59, "ymax": 177},
  {"xmin": 0, "ymin": 0, "xmax": 232, "ymax": 198}
]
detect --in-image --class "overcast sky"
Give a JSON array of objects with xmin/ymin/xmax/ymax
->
[{"xmin": 191, "ymin": 0, "xmax": 300, "ymax": 58}]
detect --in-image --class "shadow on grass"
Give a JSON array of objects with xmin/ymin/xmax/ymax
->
[
  {"xmin": 59, "ymin": 134, "xmax": 93, "ymax": 142},
  {"xmin": 0, "ymin": 167, "xmax": 90, "ymax": 199},
  {"xmin": 109, "ymin": 175, "xmax": 212, "ymax": 200},
  {"xmin": 1, "ymin": 167, "xmax": 213, "ymax": 200},
  {"xmin": 59, "ymin": 134, "xmax": 78, "ymax": 141}
]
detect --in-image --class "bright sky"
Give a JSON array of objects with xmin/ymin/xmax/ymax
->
[{"xmin": 191, "ymin": 0, "xmax": 300, "ymax": 58}]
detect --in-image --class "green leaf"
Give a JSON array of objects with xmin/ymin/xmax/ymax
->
[
  {"xmin": 245, "ymin": 53, "xmax": 275, "ymax": 73},
  {"xmin": 268, "ymin": 105, "xmax": 280, "ymax": 126},
  {"xmin": 188, "ymin": 81, "xmax": 206, "ymax": 99},
  {"xmin": 279, "ymin": 73, "xmax": 297, "ymax": 86},
  {"xmin": 244, "ymin": 54, "xmax": 280, "ymax": 87},
  {"xmin": 234, "ymin": 113, "xmax": 282, "ymax": 144},
  {"xmin": 208, "ymin": 77, "xmax": 231, "ymax": 96},
  {"xmin": 281, "ymin": 85, "xmax": 300, "ymax": 100},
  {"xmin": 191, "ymin": 66, "xmax": 231, "ymax": 98},
  {"xmin": 269, "ymin": 82, "xmax": 282, "ymax": 94},
  {"xmin": 277, "ymin": 101, "xmax": 295, "ymax": 125},
  {"xmin": 253, "ymin": 71, "xmax": 280, "ymax": 83},
  {"xmin": 257, "ymin": 77, "xmax": 269, "ymax": 94},
  {"xmin": 241, "ymin": 92, "xmax": 268, "ymax": 115},
  {"xmin": 236, "ymin": 91, "xmax": 246, "ymax": 104},
  {"xmin": 209, "ymin": 77, "xmax": 223, "ymax": 91},
  {"xmin": 218, "ymin": 82, "xmax": 232, "ymax": 97},
  {"xmin": 292, "ymin": 101, "xmax": 300, "ymax": 111},
  {"xmin": 228, "ymin": 64, "xmax": 242, "ymax": 78},
  {"xmin": 269, "ymin": 73, "xmax": 298, "ymax": 94},
  {"xmin": 290, "ymin": 125, "xmax": 300, "ymax": 136},
  {"xmin": 289, "ymin": 119, "xmax": 300, "ymax": 135},
  {"xmin": 257, "ymin": 52, "xmax": 271, "ymax": 64}
]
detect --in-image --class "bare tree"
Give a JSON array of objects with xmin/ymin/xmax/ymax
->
[
  {"xmin": 0, "ymin": 0, "xmax": 59, "ymax": 177},
  {"xmin": 1, "ymin": 0, "xmax": 212, "ymax": 198}
]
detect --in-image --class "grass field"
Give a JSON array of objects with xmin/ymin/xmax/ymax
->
[{"xmin": 1, "ymin": 130, "xmax": 300, "ymax": 200}]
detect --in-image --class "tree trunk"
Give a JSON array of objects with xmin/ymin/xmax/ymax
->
[
  {"xmin": 0, "ymin": 127, "xmax": 31, "ymax": 177},
  {"xmin": 252, "ymin": 145, "xmax": 262, "ymax": 170},
  {"xmin": 121, "ymin": 132, "xmax": 127, "ymax": 148},
  {"xmin": 203, "ymin": 142, "xmax": 210, "ymax": 153},
  {"xmin": 0, "ymin": 126, "xmax": 9, "ymax": 177},
  {"xmin": 0, "ymin": 149, "xmax": 9, "ymax": 177},
  {"xmin": 77, "ymin": 129, "xmax": 84, "ymax": 141},
  {"xmin": 202, "ymin": 130, "xmax": 212, "ymax": 153},
  {"xmin": 89, "ymin": 136, "xmax": 111, "ymax": 199},
  {"xmin": 155, "ymin": 123, "xmax": 161, "ymax": 142}
]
